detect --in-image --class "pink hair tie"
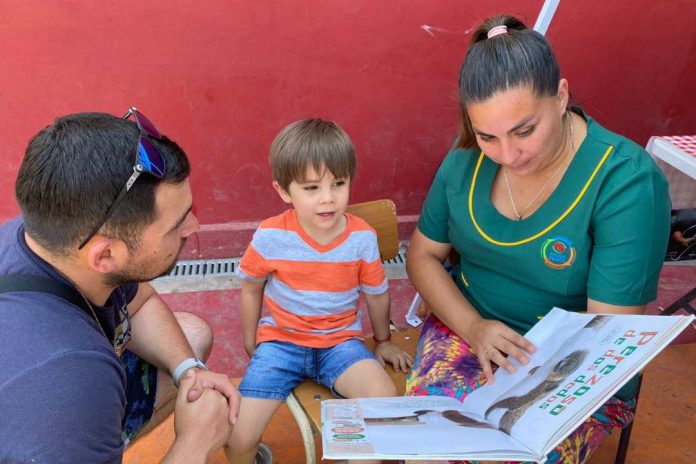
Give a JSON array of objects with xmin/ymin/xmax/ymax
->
[{"xmin": 487, "ymin": 25, "xmax": 508, "ymax": 39}]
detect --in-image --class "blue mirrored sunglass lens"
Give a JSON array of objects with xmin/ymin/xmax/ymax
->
[
  {"xmin": 137, "ymin": 137, "xmax": 166, "ymax": 177},
  {"xmin": 133, "ymin": 111, "xmax": 162, "ymax": 138}
]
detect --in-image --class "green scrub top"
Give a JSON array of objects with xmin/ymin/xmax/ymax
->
[{"xmin": 418, "ymin": 112, "xmax": 671, "ymax": 335}]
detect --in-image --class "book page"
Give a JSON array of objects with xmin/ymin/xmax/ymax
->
[
  {"xmin": 322, "ymin": 396, "xmax": 533, "ymax": 460},
  {"xmin": 459, "ymin": 309, "xmax": 690, "ymax": 455}
]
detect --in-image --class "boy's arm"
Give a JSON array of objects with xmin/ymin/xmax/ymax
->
[
  {"xmin": 240, "ymin": 279, "xmax": 266, "ymax": 357},
  {"xmin": 363, "ymin": 291, "xmax": 414, "ymax": 373}
]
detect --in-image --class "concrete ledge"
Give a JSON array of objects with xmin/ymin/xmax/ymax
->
[{"xmin": 151, "ymin": 259, "xmax": 407, "ymax": 294}]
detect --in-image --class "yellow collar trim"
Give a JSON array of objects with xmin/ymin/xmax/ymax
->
[{"xmin": 467, "ymin": 146, "xmax": 614, "ymax": 247}]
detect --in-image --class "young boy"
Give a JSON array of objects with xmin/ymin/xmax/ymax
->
[{"xmin": 226, "ymin": 119, "xmax": 414, "ymax": 464}]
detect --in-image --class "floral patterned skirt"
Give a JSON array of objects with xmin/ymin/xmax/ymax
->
[{"xmin": 405, "ymin": 315, "xmax": 635, "ymax": 464}]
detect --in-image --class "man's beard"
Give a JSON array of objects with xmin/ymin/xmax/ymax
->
[{"xmin": 104, "ymin": 239, "xmax": 184, "ymax": 288}]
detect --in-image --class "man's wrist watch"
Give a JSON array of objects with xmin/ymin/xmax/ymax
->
[{"xmin": 172, "ymin": 357, "xmax": 208, "ymax": 387}]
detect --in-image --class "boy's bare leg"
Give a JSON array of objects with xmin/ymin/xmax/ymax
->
[
  {"xmin": 225, "ymin": 397, "xmax": 282, "ymax": 464},
  {"xmin": 334, "ymin": 358, "xmax": 397, "ymax": 397},
  {"xmin": 334, "ymin": 358, "xmax": 398, "ymax": 464}
]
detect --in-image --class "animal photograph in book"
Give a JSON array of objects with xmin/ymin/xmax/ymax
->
[
  {"xmin": 365, "ymin": 408, "xmax": 493, "ymax": 429},
  {"xmin": 483, "ymin": 315, "xmax": 609, "ymax": 434}
]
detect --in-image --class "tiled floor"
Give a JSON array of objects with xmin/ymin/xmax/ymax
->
[{"xmin": 125, "ymin": 264, "xmax": 696, "ymax": 464}]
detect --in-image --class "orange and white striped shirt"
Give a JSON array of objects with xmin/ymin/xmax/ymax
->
[{"xmin": 236, "ymin": 209, "xmax": 388, "ymax": 348}]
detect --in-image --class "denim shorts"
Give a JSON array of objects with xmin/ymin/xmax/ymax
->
[{"xmin": 239, "ymin": 338, "xmax": 376, "ymax": 401}]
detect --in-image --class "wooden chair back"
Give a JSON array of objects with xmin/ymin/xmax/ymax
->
[{"xmin": 346, "ymin": 199, "xmax": 400, "ymax": 261}]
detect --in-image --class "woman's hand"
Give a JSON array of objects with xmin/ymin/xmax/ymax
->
[
  {"xmin": 374, "ymin": 342, "xmax": 415, "ymax": 373},
  {"xmin": 467, "ymin": 318, "xmax": 536, "ymax": 384}
]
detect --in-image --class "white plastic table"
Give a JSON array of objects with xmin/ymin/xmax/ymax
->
[
  {"xmin": 647, "ymin": 135, "xmax": 696, "ymax": 181},
  {"xmin": 646, "ymin": 135, "xmax": 696, "ymax": 316}
]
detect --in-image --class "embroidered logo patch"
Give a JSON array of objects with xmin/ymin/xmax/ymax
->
[{"xmin": 541, "ymin": 235, "xmax": 575, "ymax": 269}]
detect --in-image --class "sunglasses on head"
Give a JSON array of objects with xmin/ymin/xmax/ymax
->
[{"xmin": 78, "ymin": 107, "xmax": 167, "ymax": 249}]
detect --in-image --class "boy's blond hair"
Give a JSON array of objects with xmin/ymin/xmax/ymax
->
[{"xmin": 270, "ymin": 118, "xmax": 356, "ymax": 191}]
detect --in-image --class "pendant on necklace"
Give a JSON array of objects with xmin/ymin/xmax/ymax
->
[{"xmin": 114, "ymin": 345, "xmax": 124, "ymax": 357}]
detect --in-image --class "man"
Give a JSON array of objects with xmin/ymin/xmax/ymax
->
[{"xmin": 0, "ymin": 110, "xmax": 240, "ymax": 463}]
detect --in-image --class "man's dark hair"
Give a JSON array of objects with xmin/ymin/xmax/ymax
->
[{"xmin": 15, "ymin": 112, "xmax": 191, "ymax": 253}]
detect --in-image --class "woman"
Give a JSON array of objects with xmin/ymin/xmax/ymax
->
[{"xmin": 405, "ymin": 15, "xmax": 670, "ymax": 463}]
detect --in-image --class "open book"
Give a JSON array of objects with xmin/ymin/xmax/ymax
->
[{"xmin": 321, "ymin": 308, "xmax": 695, "ymax": 462}]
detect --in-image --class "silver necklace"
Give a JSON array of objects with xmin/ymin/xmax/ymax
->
[
  {"xmin": 77, "ymin": 289, "xmax": 123, "ymax": 356},
  {"xmin": 503, "ymin": 112, "xmax": 575, "ymax": 221}
]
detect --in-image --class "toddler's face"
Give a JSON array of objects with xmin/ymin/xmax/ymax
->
[{"xmin": 274, "ymin": 165, "xmax": 351, "ymax": 244}]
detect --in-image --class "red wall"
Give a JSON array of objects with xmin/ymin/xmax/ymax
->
[{"xmin": 1, "ymin": 1, "xmax": 694, "ymax": 257}]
